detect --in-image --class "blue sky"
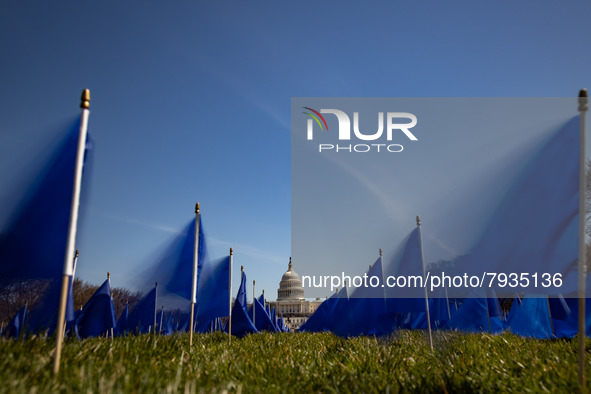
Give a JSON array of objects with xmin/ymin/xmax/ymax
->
[{"xmin": 1, "ymin": 1, "xmax": 591, "ymax": 304}]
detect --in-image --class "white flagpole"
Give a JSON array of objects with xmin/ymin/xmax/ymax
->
[
  {"xmin": 159, "ymin": 306, "xmax": 164, "ymax": 334},
  {"xmin": 578, "ymin": 88, "xmax": 588, "ymax": 388},
  {"xmin": 253, "ymin": 280, "xmax": 256, "ymax": 328},
  {"xmin": 108, "ymin": 272, "xmax": 114, "ymax": 339},
  {"xmin": 153, "ymin": 282, "xmax": 158, "ymax": 336},
  {"xmin": 417, "ymin": 216, "xmax": 433, "ymax": 351},
  {"xmin": 379, "ymin": 248, "xmax": 387, "ymax": 320},
  {"xmin": 72, "ymin": 250, "xmax": 79, "ymax": 281},
  {"xmin": 53, "ymin": 89, "xmax": 90, "ymax": 375},
  {"xmin": 61, "ymin": 250, "xmax": 79, "ymax": 339},
  {"xmin": 228, "ymin": 248, "xmax": 233, "ymax": 344},
  {"xmin": 190, "ymin": 203, "xmax": 200, "ymax": 347}
]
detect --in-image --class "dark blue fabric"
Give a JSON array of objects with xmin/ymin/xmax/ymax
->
[
  {"xmin": 227, "ymin": 271, "xmax": 257, "ymax": 337},
  {"xmin": 115, "ymin": 302, "xmax": 129, "ymax": 336},
  {"xmin": 507, "ymin": 297, "xmax": 552, "ymax": 338},
  {"xmin": 140, "ymin": 217, "xmax": 207, "ymax": 301},
  {"xmin": 453, "ymin": 118, "xmax": 580, "ymax": 296},
  {"xmin": 27, "ymin": 276, "xmax": 75, "ymax": 335},
  {"xmin": 450, "ymin": 298, "xmax": 504, "ymax": 333},
  {"xmin": 74, "ymin": 279, "xmax": 116, "ymax": 339},
  {"xmin": 0, "ymin": 119, "xmax": 91, "ymax": 284},
  {"xmin": 195, "ymin": 255, "xmax": 230, "ymax": 332},
  {"xmin": 249, "ymin": 296, "xmax": 277, "ymax": 332},
  {"xmin": 298, "ymin": 293, "xmax": 339, "ymax": 333},
  {"xmin": 552, "ymin": 298, "xmax": 591, "ymax": 338},
  {"xmin": 125, "ymin": 287, "xmax": 157, "ymax": 334},
  {"xmin": 4, "ymin": 304, "xmax": 27, "ymax": 338}
]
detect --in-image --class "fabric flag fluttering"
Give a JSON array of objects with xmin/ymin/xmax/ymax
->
[
  {"xmin": 195, "ymin": 255, "xmax": 230, "ymax": 333},
  {"xmin": 125, "ymin": 285, "xmax": 157, "ymax": 334},
  {"xmin": 74, "ymin": 276, "xmax": 116, "ymax": 340},
  {"xmin": 227, "ymin": 267, "xmax": 257, "ymax": 337}
]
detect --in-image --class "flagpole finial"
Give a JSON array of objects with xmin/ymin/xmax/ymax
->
[
  {"xmin": 80, "ymin": 89, "xmax": 90, "ymax": 109},
  {"xmin": 107, "ymin": 272, "xmax": 110, "ymax": 279},
  {"xmin": 262, "ymin": 289, "xmax": 265, "ymax": 295},
  {"xmin": 75, "ymin": 249, "xmax": 79, "ymax": 258},
  {"xmin": 253, "ymin": 280, "xmax": 255, "ymax": 285},
  {"xmin": 230, "ymin": 248, "xmax": 233, "ymax": 255},
  {"xmin": 195, "ymin": 202, "xmax": 200, "ymax": 214},
  {"xmin": 416, "ymin": 215, "xmax": 421, "ymax": 226},
  {"xmin": 580, "ymin": 89, "xmax": 588, "ymax": 112},
  {"xmin": 155, "ymin": 282, "xmax": 158, "ymax": 288},
  {"xmin": 241, "ymin": 265, "xmax": 244, "ymax": 272},
  {"xmin": 379, "ymin": 248, "xmax": 383, "ymax": 256}
]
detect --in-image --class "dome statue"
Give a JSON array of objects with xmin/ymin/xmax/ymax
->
[{"xmin": 277, "ymin": 257, "xmax": 305, "ymax": 300}]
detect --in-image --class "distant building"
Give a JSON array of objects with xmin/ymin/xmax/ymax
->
[{"xmin": 269, "ymin": 258, "xmax": 322, "ymax": 330}]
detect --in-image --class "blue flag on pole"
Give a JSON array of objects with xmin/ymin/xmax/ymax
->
[
  {"xmin": 0, "ymin": 119, "xmax": 91, "ymax": 284},
  {"xmin": 4, "ymin": 304, "xmax": 28, "ymax": 338},
  {"xmin": 507, "ymin": 296, "xmax": 552, "ymax": 338},
  {"xmin": 228, "ymin": 270, "xmax": 258, "ymax": 337},
  {"xmin": 115, "ymin": 302, "xmax": 129, "ymax": 336},
  {"xmin": 249, "ymin": 295, "xmax": 277, "ymax": 332},
  {"xmin": 139, "ymin": 217, "xmax": 207, "ymax": 301},
  {"xmin": 195, "ymin": 255, "xmax": 230, "ymax": 332},
  {"xmin": 453, "ymin": 117, "xmax": 580, "ymax": 296},
  {"xmin": 125, "ymin": 286, "xmax": 157, "ymax": 334},
  {"xmin": 384, "ymin": 228, "xmax": 426, "ymax": 313},
  {"xmin": 298, "ymin": 292, "xmax": 339, "ymax": 333},
  {"xmin": 74, "ymin": 278, "xmax": 116, "ymax": 339},
  {"xmin": 348, "ymin": 257, "xmax": 389, "ymax": 336}
]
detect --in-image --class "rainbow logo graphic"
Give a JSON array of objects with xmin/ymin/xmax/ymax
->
[{"xmin": 302, "ymin": 107, "xmax": 328, "ymax": 131}]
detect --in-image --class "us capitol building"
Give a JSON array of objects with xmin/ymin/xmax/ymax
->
[{"xmin": 269, "ymin": 258, "xmax": 322, "ymax": 330}]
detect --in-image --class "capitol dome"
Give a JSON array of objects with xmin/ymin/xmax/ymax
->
[{"xmin": 277, "ymin": 257, "xmax": 305, "ymax": 300}]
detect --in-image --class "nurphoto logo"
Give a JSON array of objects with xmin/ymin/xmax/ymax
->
[{"xmin": 303, "ymin": 107, "xmax": 418, "ymax": 153}]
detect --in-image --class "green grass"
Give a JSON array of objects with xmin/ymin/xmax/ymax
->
[{"xmin": 0, "ymin": 331, "xmax": 590, "ymax": 393}]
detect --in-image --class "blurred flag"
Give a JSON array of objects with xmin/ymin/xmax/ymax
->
[
  {"xmin": 507, "ymin": 296, "xmax": 552, "ymax": 338},
  {"xmin": 115, "ymin": 301, "xmax": 129, "ymax": 336},
  {"xmin": 384, "ymin": 228, "xmax": 425, "ymax": 313},
  {"xmin": 4, "ymin": 304, "xmax": 28, "ymax": 339},
  {"xmin": 298, "ymin": 292, "xmax": 339, "ymax": 333},
  {"xmin": 139, "ymin": 218, "xmax": 206, "ymax": 300},
  {"xmin": 195, "ymin": 255, "xmax": 230, "ymax": 332},
  {"xmin": 0, "ymin": 119, "xmax": 92, "ymax": 284},
  {"xmin": 348, "ymin": 257, "xmax": 389, "ymax": 336},
  {"xmin": 454, "ymin": 117, "xmax": 580, "ymax": 296}
]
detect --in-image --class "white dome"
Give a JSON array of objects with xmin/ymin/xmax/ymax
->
[{"xmin": 277, "ymin": 258, "xmax": 305, "ymax": 300}]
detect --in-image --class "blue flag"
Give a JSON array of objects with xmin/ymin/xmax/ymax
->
[
  {"xmin": 454, "ymin": 117, "xmax": 580, "ymax": 297},
  {"xmin": 299, "ymin": 292, "xmax": 339, "ymax": 333},
  {"xmin": 507, "ymin": 296, "xmax": 552, "ymax": 338},
  {"xmin": 115, "ymin": 302, "xmax": 129, "ymax": 336},
  {"xmin": 139, "ymin": 217, "xmax": 207, "ymax": 301},
  {"xmin": 450, "ymin": 297, "xmax": 504, "ymax": 334},
  {"xmin": 74, "ymin": 278, "xmax": 117, "ymax": 339},
  {"xmin": 384, "ymin": 228, "xmax": 426, "ymax": 313},
  {"xmin": 195, "ymin": 255, "xmax": 230, "ymax": 332},
  {"xmin": 329, "ymin": 286, "xmax": 352, "ymax": 337},
  {"xmin": 249, "ymin": 295, "xmax": 277, "ymax": 332},
  {"xmin": 347, "ymin": 257, "xmax": 389, "ymax": 336},
  {"xmin": 27, "ymin": 276, "xmax": 75, "ymax": 335},
  {"xmin": 0, "ymin": 119, "xmax": 91, "ymax": 284},
  {"xmin": 125, "ymin": 286, "xmax": 157, "ymax": 334},
  {"xmin": 227, "ymin": 270, "xmax": 258, "ymax": 337},
  {"xmin": 4, "ymin": 304, "xmax": 28, "ymax": 338}
]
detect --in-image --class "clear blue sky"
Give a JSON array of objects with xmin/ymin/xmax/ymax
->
[{"xmin": 1, "ymin": 1, "xmax": 591, "ymax": 303}]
